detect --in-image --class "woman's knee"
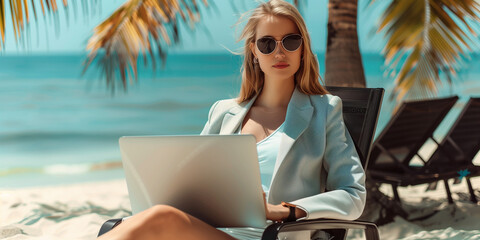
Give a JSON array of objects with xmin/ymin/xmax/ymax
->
[
  {"xmin": 119, "ymin": 205, "xmax": 229, "ymax": 240},
  {"xmin": 143, "ymin": 205, "xmax": 190, "ymax": 230},
  {"xmin": 97, "ymin": 206, "xmax": 183, "ymax": 240}
]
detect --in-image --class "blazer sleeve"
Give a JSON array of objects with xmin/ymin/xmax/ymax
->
[
  {"xmin": 200, "ymin": 100, "xmax": 220, "ymax": 135},
  {"xmin": 291, "ymin": 96, "xmax": 366, "ymax": 220}
]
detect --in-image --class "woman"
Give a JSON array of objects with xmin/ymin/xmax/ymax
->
[{"xmin": 98, "ymin": 0, "xmax": 365, "ymax": 239}]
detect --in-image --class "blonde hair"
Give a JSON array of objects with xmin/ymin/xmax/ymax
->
[{"xmin": 237, "ymin": 0, "xmax": 327, "ymax": 103}]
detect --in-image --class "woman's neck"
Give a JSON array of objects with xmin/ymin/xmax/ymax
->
[{"xmin": 255, "ymin": 77, "xmax": 295, "ymax": 109}]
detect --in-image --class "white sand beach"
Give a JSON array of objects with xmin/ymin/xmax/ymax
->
[
  {"xmin": 2, "ymin": 177, "xmax": 479, "ymax": 240},
  {"xmin": 0, "ymin": 180, "xmax": 131, "ymax": 240},
  {"xmin": 1, "ymin": 144, "xmax": 479, "ymax": 240}
]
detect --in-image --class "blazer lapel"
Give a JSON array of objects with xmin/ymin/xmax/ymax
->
[
  {"xmin": 219, "ymin": 95, "xmax": 257, "ymax": 134},
  {"xmin": 272, "ymin": 88, "xmax": 314, "ymax": 180}
]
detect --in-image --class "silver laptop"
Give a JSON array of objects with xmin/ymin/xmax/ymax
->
[{"xmin": 119, "ymin": 135, "xmax": 267, "ymax": 228}]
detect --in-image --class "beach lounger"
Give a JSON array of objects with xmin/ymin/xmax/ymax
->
[
  {"xmin": 421, "ymin": 97, "xmax": 480, "ymax": 203},
  {"xmin": 367, "ymin": 96, "xmax": 461, "ymax": 204},
  {"xmin": 98, "ymin": 86, "xmax": 384, "ymax": 240}
]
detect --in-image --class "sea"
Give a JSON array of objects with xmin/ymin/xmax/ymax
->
[{"xmin": 1, "ymin": 53, "xmax": 479, "ymax": 188}]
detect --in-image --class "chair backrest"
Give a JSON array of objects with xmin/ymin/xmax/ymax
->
[
  {"xmin": 325, "ymin": 86, "xmax": 384, "ymax": 169},
  {"xmin": 427, "ymin": 97, "xmax": 480, "ymax": 166},
  {"xmin": 368, "ymin": 96, "xmax": 458, "ymax": 171}
]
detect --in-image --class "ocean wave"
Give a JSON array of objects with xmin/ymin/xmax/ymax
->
[
  {"xmin": 43, "ymin": 164, "xmax": 91, "ymax": 175},
  {"xmin": 106, "ymin": 100, "xmax": 211, "ymax": 111},
  {"xmin": 0, "ymin": 132, "xmax": 126, "ymax": 142},
  {"xmin": 0, "ymin": 161, "xmax": 123, "ymax": 177}
]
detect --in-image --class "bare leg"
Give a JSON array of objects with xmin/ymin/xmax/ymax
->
[{"xmin": 98, "ymin": 205, "xmax": 237, "ymax": 240}]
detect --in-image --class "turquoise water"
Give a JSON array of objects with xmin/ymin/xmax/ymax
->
[{"xmin": 1, "ymin": 53, "xmax": 479, "ymax": 188}]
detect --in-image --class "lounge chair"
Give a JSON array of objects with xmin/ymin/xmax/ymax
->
[
  {"xmin": 421, "ymin": 97, "xmax": 480, "ymax": 203},
  {"xmin": 98, "ymin": 86, "xmax": 385, "ymax": 240},
  {"xmin": 367, "ymin": 96, "xmax": 463, "ymax": 204}
]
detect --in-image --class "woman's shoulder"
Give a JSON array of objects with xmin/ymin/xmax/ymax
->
[
  {"xmin": 208, "ymin": 97, "xmax": 243, "ymax": 116},
  {"xmin": 307, "ymin": 93, "xmax": 344, "ymax": 124},
  {"xmin": 213, "ymin": 97, "xmax": 242, "ymax": 109},
  {"xmin": 308, "ymin": 93, "xmax": 342, "ymax": 108},
  {"xmin": 215, "ymin": 98, "xmax": 241, "ymax": 107}
]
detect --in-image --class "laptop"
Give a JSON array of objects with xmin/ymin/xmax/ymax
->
[{"xmin": 119, "ymin": 135, "xmax": 267, "ymax": 228}]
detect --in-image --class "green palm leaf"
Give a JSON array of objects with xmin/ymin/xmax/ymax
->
[
  {"xmin": 83, "ymin": 0, "xmax": 208, "ymax": 91},
  {"xmin": 375, "ymin": 0, "xmax": 480, "ymax": 101}
]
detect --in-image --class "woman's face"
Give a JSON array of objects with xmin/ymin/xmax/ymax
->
[{"xmin": 250, "ymin": 15, "xmax": 302, "ymax": 83}]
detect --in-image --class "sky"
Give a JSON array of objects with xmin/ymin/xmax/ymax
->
[{"xmin": 1, "ymin": 0, "xmax": 389, "ymax": 54}]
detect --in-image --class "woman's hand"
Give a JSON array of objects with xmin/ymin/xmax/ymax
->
[{"xmin": 263, "ymin": 192, "xmax": 289, "ymax": 222}]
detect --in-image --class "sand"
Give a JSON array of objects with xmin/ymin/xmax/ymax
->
[
  {"xmin": 2, "ymin": 177, "xmax": 479, "ymax": 240},
  {"xmin": 1, "ymin": 143, "xmax": 479, "ymax": 240},
  {"xmin": 0, "ymin": 180, "xmax": 131, "ymax": 240}
]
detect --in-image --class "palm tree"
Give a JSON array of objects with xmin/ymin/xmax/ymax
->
[{"xmin": 325, "ymin": 0, "xmax": 366, "ymax": 88}]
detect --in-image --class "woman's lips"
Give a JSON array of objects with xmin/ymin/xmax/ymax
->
[{"xmin": 273, "ymin": 64, "xmax": 289, "ymax": 69}]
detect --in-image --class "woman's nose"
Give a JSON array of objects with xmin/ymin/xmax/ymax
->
[{"xmin": 274, "ymin": 42, "xmax": 286, "ymax": 58}]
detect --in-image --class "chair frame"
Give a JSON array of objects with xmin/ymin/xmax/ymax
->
[{"xmin": 262, "ymin": 219, "xmax": 380, "ymax": 240}]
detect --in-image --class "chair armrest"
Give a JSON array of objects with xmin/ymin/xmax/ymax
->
[
  {"xmin": 97, "ymin": 218, "xmax": 124, "ymax": 237},
  {"xmin": 261, "ymin": 219, "xmax": 380, "ymax": 240}
]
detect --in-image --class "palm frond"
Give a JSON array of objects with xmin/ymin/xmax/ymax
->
[
  {"xmin": 1, "ymin": 0, "xmax": 5, "ymax": 45},
  {"xmin": 84, "ymin": 0, "xmax": 208, "ymax": 91},
  {"xmin": 0, "ymin": 0, "xmax": 90, "ymax": 49},
  {"xmin": 375, "ymin": 0, "xmax": 480, "ymax": 101}
]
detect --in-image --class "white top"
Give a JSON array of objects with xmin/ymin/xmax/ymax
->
[
  {"xmin": 220, "ymin": 123, "xmax": 285, "ymax": 239},
  {"xmin": 256, "ymin": 122, "xmax": 284, "ymax": 198}
]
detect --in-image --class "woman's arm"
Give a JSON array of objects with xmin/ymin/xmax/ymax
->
[
  {"xmin": 290, "ymin": 96, "xmax": 366, "ymax": 220},
  {"xmin": 263, "ymin": 192, "xmax": 307, "ymax": 222}
]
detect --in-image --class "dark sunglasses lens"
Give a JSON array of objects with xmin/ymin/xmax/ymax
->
[
  {"xmin": 283, "ymin": 35, "xmax": 302, "ymax": 51},
  {"xmin": 257, "ymin": 38, "xmax": 276, "ymax": 54}
]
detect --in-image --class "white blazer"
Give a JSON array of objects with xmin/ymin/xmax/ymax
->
[{"xmin": 201, "ymin": 87, "xmax": 366, "ymax": 221}]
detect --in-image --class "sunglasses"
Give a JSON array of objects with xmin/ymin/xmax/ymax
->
[{"xmin": 255, "ymin": 34, "xmax": 303, "ymax": 55}]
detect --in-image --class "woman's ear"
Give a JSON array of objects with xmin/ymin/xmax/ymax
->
[{"xmin": 250, "ymin": 42, "xmax": 257, "ymax": 59}]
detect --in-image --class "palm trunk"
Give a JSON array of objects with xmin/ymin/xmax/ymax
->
[
  {"xmin": 325, "ymin": 0, "xmax": 408, "ymax": 225},
  {"xmin": 325, "ymin": 0, "xmax": 366, "ymax": 87}
]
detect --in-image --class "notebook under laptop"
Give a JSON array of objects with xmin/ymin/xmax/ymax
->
[{"xmin": 119, "ymin": 135, "xmax": 267, "ymax": 228}]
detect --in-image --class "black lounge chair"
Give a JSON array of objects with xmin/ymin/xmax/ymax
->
[
  {"xmin": 421, "ymin": 97, "xmax": 480, "ymax": 203},
  {"xmin": 98, "ymin": 86, "xmax": 385, "ymax": 240},
  {"xmin": 367, "ymin": 96, "xmax": 464, "ymax": 204}
]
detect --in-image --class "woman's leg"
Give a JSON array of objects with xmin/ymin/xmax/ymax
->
[{"xmin": 97, "ymin": 205, "xmax": 237, "ymax": 240}]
